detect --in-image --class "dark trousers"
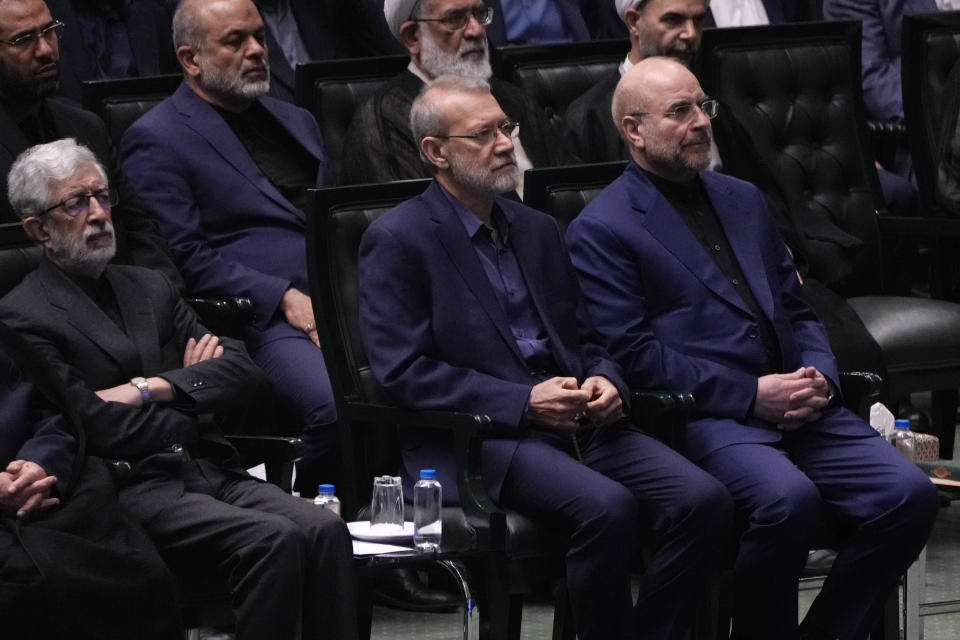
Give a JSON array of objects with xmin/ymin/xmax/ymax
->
[
  {"xmin": 119, "ymin": 454, "xmax": 358, "ymax": 640},
  {"xmin": 499, "ymin": 424, "xmax": 733, "ymax": 640},
  {"xmin": 699, "ymin": 414, "xmax": 939, "ymax": 640}
]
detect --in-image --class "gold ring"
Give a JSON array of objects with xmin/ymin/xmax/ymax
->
[{"xmin": 304, "ymin": 323, "xmax": 314, "ymax": 332}]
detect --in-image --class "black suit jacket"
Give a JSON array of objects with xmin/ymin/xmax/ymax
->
[
  {"xmin": 0, "ymin": 260, "xmax": 263, "ymax": 463},
  {"xmin": 48, "ymin": 0, "xmax": 178, "ymax": 104},
  {"xmin": 0, "ymin": 98, "xmax": 183, "ymax": 290}
]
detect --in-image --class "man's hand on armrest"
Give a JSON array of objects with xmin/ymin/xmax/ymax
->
[
  {"xmin": 527, "ymin": 377, "xmax": 590, "ymax": 432},
  {"xmin": 183, "ymin": 333, "xmax": 223, "ymax": 366}
]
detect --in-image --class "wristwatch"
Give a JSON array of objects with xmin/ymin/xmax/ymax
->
[{"xmin": 130, "ymin": 376, "xmax": 151, "ymax": 404}]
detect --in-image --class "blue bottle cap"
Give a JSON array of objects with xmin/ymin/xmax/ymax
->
[
  {"xmin": 317, "ymin": 483, "xmax": 335, "ymax": 493},
  {"xmin": 419, "ymin": 469, "xmax": 436, "ymax": 479},
  {"xmin": 894, "ymin": 419, "xmax": 911, "ymax": 429}
]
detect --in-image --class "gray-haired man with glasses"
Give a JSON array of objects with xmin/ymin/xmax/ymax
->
[
  {"xmin": 0, "ymin": 137, "xmax": 359, "ymax": 640},
  {"xmin": 340, "ymin": 0, "xmax": 571, "ymax": 191}
]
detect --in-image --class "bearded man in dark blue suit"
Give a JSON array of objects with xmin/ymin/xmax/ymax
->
[
  {"xmin": 358, "ymin": 74, "xmax": 733, "ymax": 640},
  {"xmin": 567, "ymin": 57, "xmax": 938, "ymax": 640}
]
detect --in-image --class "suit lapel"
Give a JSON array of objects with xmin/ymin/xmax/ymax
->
[
  {"xmin": 427, "ymin": 184, "xmax": 526, "ymax": 365},
  {"xmin": 105, "ymin": 268, "xmax": 162, "ymax": 374},
  {"xmin": 172, "ymin": 84, "xmax": 305, "ymax": 220},
  {"xmin": 628, "ymin": 164, "xmax": 753, "ymax": 317},
  {"xmin": 38, "ymin": 261, "xmax": 142, "ymax": 373},
  {"xmin": 703, "ymin": 172, "xmax": 777, "ymax": 322}
]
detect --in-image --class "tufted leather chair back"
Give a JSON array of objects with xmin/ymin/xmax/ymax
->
[
  {"xmin": 295, "ymin": 56, "xmax": 409, "ymax": 183},
  {"xmin": 495, "ymin": 40, "xmax": 627, "ymax": 133},
  {"xmin": 903, "ymin": 11, "xmax": 960, "ymax": 211},
  {"xmin": 523, "ymin": 161, "xmax": 627, "ymax": 230},
  {"xmin": 699, "ymin": 21, "xmax": 885, "ymax": 298},
  {"xmin": 81, "ymin": 74, "xmax": 182, "ymax": 142},
  {"xmin": 308, "ymin": 180, "xmax": 430, "ymax": 406}
]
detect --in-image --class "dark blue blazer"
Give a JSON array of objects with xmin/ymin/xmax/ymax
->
[
  {"xmin": 359, "ymin": 181, "xmax": 627, "ymax": 501},
  {"xmin": 824, "ymin": 0, "xmax": 938, "ymax": 120},
  {"xmin": 119, "ymin": 83, "xmax": 329, "ymax": 332},
  {"xmin": 567, "ymin": 163, "xmax": 875, "ymax": 462}
]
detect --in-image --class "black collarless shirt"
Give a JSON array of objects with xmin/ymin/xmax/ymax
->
[
  {"xmin": 216, "ymin": 101, "xmax": 318, "ymax": 213},
  {"xmin": 644, "ymin": 169, "xmax": 782, "ymax": 374}
]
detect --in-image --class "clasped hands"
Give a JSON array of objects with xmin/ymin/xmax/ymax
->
[
  {"xmin": 754, "ymin": 366, "xmax": 834, "ymax": 432},
  {"xmin": 0, "ymin": 460, "xmax": 58, "ymax": 518},
  {"xmin": 527, "ymin": 376, "xmax": 623, "ymax": 432}
]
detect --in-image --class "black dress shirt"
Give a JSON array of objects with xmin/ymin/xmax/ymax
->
[
  {"xmin": 645, "ymin": 169, "xmax": 782, "ymax": 374},
  {"xmin": 216, "ymin": 102, "xmax": 318, "ymax": 213}
]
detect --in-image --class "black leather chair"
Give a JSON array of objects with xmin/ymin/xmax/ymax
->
[
  {"xmin": 902, "ymin": 11, "xmax": 960, "ymax": 217},
  {"xmin": 294, "ymin": 55, "xmax": 408, "ymax": 183},
  {"xmin": 699, "ymin": 20, "xmax": 960, "ymax": 458},
  {"xmin": 306, "ymin": 179, "xmax": 695, "ymax": 640},
  {"xmin": 493, "ymin": 40, "xmax": 627, "ymax": 134},
  {"xmin": 81, "ymin": 73, "xmax": 183, "ymax": 140}
]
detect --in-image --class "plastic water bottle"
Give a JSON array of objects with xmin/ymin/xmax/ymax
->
[
  {"xmin": 313, "ymin": 484, "xmax": 341, "ymax": 516},
  {"xmin": 413, "ymin": 469, "xmax": 442, "ymax": 552},
  {"xmin": 891, "ymin": 419, "xmax": 917, "ymax": 462}
]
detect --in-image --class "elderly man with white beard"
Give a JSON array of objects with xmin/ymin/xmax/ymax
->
[
  {"xmin": 0, "ymin": 138, "xmax": 358, "ymax": 640},
  {"xmin": 339, "ymin": 0, "xmax": 570, "ymax": 194}
]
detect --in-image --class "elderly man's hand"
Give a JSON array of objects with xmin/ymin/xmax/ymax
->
[
  {"xmin": 281, "ymin": 288, "xmax": 320, "ymax": 348},
  {"xmin": 0, "ymin": 460, "xmax": 59, "ymax": 518},
  {"xmin": 183, "ymin": 333, "xmax": 223, "ymax": 366},
  {"xmin": 581, "ymin": 376, "xmax": 623, "ymax": 427},
  {"xmin": 527, "ymin": 377, "xmax": 590, "ymax": 432}
]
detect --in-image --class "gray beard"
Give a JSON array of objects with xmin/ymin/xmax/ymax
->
[
  {"xmin": 47, "ymin": 221, "xmax": 117, "ymax": 279},
  {"xmin": 197, "ymin": 55, "xmax": 270, "ymax": 102},
  {"xmin": 446, "ymin": 150, "xmax": 519, "ymax": 197}
]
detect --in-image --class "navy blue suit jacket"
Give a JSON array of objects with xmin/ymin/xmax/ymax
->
[
  {"xmin": 119, "ymin": 83, "xmax": 329, "ymax": 332},
  {"xmin": 567, "ymin": 163, "xmax": 875, "ymax": 462},
  {"xmin": 359, "ymin": 181, "xmax": 627, "ymax": 501},
  {"xmin": 486, "ymin": 0, "xmax": 625, "ymax": 44},
  {"xmin": 824, "ymin": 0, "xmax": 938, "ymax": 120}
]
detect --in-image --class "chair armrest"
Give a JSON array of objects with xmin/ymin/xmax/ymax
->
[
  {"xmin": 629, "ymin": 389, "xmax": 695, "ymax": 423},
  {"xmin": 225, "ymin": 434, "xmax": 302, "ymax": 492},
  {"xmin": 838, "ymin": 371, "xmax": 883, "ymax": 419},
  {"xmin": 186, "ymin": 296, "xmax": 254, "ymax": 339},
  {"xmin": 342, "ymin": 401, "xmax": 505, "ymax": 548}
]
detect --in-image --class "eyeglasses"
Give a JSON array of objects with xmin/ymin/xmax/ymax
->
[
  {"xmin": 0, "ymin": 20, "xmax": 65, "ymax": 50},
  {"xmin": 436, "ymin": 121, "xmax": 519, "ymax": 146},
  {"xmin": 43, "ymin": 188, "xmax": 118, "ymax": 218},
  {"xmin": 411, "ymin": 5, "xmax": 494, "ymax": 31},
  {"xmin": 632, "ymin": 98, "xmax": 720, "ymax": 124}
]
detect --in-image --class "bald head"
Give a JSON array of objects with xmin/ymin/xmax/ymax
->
[{"xmin": 613, "ymin": 57, "xmax": 713, "ymax": 181}]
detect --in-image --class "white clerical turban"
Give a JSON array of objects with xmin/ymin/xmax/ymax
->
[
  {"xmin": 615, "ymin": 0, "xmax": 648, "ymax": 17},
  {"xmin": 384, "ymin": 0, "xmax": 422, "ymax": 40}
]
